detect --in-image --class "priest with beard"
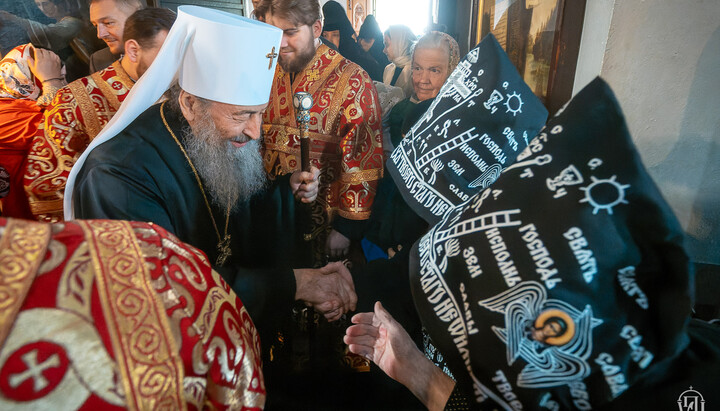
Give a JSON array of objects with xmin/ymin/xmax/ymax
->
[{"xmin": 67, "ymin": 6, "xmax": 357, "ymax": 345}]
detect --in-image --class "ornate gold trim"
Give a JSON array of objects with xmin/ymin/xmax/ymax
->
[
  {"xmin": 303, "ymin": 45, "xmax": 344, "ymax": 100},
  {"xmin": 28, "ymin": 198, "xmax": 64, "ymax": 215},
  {"xmin": 337, "ymin": 209, "xmax": 371, "ymax": 220},
  {"xmin": 111, "ymin": 60, "xmax": 135, "ymax": 91},
  {"xmin": 67, "ymin": 80, "xmax": 102, "ymax": 139},
  {"xmin": 91, "ymin": 72, "xmax": 121, "ymax": 113},
  {"xmin": 81, "ymin": 220, "xmax": 186, "ymax": 410},
  {"xmin": 326, "ymin": 64, "xmax": 357, "ymax": 132},
  {"xmin": 339, "ymin": 168, "xmax": 383, "ymax": 184},
  {"xmin": 0, "ymin": 219, "xmax": 51, "ymax": 346}
]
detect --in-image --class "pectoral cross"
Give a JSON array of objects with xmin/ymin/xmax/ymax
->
[
  {"xmin": 266, "ymin": 47, "xmax": 278, "ymax": 70},
  {"xmin": 216, "ymin": 234, "xmax": 232, "ymax": 266}
]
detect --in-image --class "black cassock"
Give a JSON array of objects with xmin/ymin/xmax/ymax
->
[
  {"xmin": 74, "ymin": 102, "xmax": 303, "ymax": 337},
  {"xmin": 74, "ymin": 102, "xmax": 425, "ymax": 410}
]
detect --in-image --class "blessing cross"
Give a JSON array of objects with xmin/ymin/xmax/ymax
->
[{"xmin": 266, "ymin": 46, "xmax": 278, "ymax": 69}]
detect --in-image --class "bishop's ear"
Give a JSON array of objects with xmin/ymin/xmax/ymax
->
[
  {"xmin": 178, "ymin": 89, "xmax": 197, "ymax": 123},
  {"xmin": 124, "ymin": 39, "xmax": 140, "ymax": 63}
]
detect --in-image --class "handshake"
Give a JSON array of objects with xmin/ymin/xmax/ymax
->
[{"xmin": 293, "ymin": 261, "xmax": 357, "ymax": 321}]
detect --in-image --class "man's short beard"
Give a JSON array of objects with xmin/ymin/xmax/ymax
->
[
  {"xmin": 182, "ymin": 114, "xmax": 267, "ymax": 211},
  {"xmin": 279, "ymin": 38, "xmax": 317, "ymax": 73}
]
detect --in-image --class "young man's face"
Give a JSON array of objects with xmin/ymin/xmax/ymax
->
[
  {"xmin": 264, "ymin": 13, "xmax": 321, "ymax": 73},
  {"xmin": 90, "ymin": 0, "xmax": 138, "ymax": 54}
]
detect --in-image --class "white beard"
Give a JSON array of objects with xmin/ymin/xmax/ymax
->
[{"xmin": 182, "ymin": 116, "xmax": 267, "ymax": 210}]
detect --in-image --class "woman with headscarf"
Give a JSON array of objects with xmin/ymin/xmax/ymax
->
[
  {"xmin": 321, "ymin": 0, "xmax": 383, "ymax": 81},
  {"xmin": 358, "ymin": 15, "xmax": 389, "ymax": 71},
  {"xmin": 388, "ymin": 31, "xmax": 460, "ymax": 149},
  {"xmin": 382, "ymin": 24, "xmax": 416, "ymax": 99},
  {"xmin": 360, "ymin": 31, "xmax": 460, "ymax": 263},
  {"xmin": 0, "ymin": 43, "xmax": 65, "ymax": 218},
  {"xmin": 347, "ymin": 76, "xmax": 720, "ymax": 411}
]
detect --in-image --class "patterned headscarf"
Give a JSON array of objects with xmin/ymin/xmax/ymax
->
[
  {"xmin": 412, "ymin": 31, "xmax": 461, "ymax": 75},
  {"xmin": 0, "ymin": 44, "xmax": 41, "ymax": 100}
]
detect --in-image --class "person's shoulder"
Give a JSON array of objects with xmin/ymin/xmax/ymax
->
[
  {"xmin": 336, "ymin": 55, "xmax": 373, "ymax": 84},
  {"xmin": 49, "ymin": 74, "xmax": 92, "ymax": 108},
  {"xmin": 84, "ymin": 105, "xmax": 167, "ymax": 165},
  {"xmin": 89, "ymin": 48, "xmax": 117, "ymax": 73}
]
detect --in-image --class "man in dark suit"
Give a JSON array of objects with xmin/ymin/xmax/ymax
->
[{"xmin": 88, "ymin": 0, "xmax": 143, "ymax": 73}]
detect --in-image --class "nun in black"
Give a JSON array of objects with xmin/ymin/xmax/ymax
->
[
  {"xmin": 321, "ymin": 0, "xmax": 383, "ymax": 81},
  {"xmin": 358, "ymin": 15, "xmax": 390, "ymax": 72}
]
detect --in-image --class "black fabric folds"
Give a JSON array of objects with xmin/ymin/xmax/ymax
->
[
  {"xmin": 410, "ymin": 78, "xmax": 695, "ymax": 409},
  {"xmin": 386, "ymin": 34, "xmax": 548, "ymax": 225}
]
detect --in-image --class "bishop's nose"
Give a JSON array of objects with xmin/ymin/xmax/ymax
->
[{"xmin": 244, "ymin": 114, "xmax": 262, "ymax": 140}]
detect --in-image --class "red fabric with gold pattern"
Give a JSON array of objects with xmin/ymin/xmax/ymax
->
[
  {"xmin": 0, "ymin": 218, "xmax": 265, "ymax": 410},
  {"xmin": 23, "ymin": 61, "xmax": 134, "ymax": 222},
  {"xmin": 263, "ymin": 44, "xmax": 383, "ymax": 237}
]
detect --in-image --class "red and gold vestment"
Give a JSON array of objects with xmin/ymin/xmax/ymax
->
[
  {"xmin": 0, "ymin": 218, "xmax": 265, "ymax": 410},
  {"xmin": 24, "ymin": 60, "xmax": 134, "ymax": 222},
  {"xmin": 262, "ymin": 44, "xmax": 383, "ymax": 257}
]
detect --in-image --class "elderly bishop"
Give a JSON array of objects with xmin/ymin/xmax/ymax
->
[{"xmin": 67, "ymin": 6, "xmax": 357, "ymax": 343}]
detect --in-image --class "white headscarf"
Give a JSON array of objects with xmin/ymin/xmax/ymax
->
[
  {"xmin": 63, "ymin": 6, "xmax": 282, "ymax": 219},
  {"xmin": 385, "ymin": 25, "xmax": 416, "ymax": 69}
]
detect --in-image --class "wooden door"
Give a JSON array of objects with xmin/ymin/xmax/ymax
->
[
  {"xmin": 470, "ymin": 0, "xmax": 586, "ymax": 114},
  {"xmin": 347, "ymin": 0, "xmax": 373, "ymax": 34}
]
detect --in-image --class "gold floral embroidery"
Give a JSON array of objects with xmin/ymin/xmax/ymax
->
[
  {"xmin": 0, "ymin": 219, "xmax": 50, "ymax": 345},
  {"xmin": 80, "ymin": 220, "xmax": 185, "ymax": 411},
  {"xmin": 67, "ymin": 80, "xmax": 102, "ymax": 139},
  {"xmin": 92, "ymin": 72, "xmax": 121, "ymax": 112},
  {"xmin": 339, "ymin": 168, "xmax": 383, "ymax": 184}
]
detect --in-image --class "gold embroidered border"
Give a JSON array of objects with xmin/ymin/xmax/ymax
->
[
  {"xmin": 0, "ymin": 219, "xmax": 50, "ymax": 346},
  {"xmin": 80, "ymin": 220, "xmax": 185, "ymax": 411},
  {"xmin": 91, "ymin": 72, "xmax": 121, "ymax": 113},
  {"xmin": 337, "ymin": 209, "xmax": 371, "ymax": 220},
  {"xmin": 303, "ymin": 45, "xmax": 344, "ymax": 100},
  {"xmin": 111, "ymin": 61, "xmax": 135, "ymax": 91},
  {"xmin": 271, "ymin": 66, "xmax": 288, "ymax": 121},
  {"xmin": 325, "ymin": 64, "xmax": 357, "ymax": 132},
  {"xmin": 28, "ymin": 198, "xmax": 64, "ymax": 215},
  {"xmin": 339, "ymin": 168, "xmax": 383, "ymax": 184},
  {"xmin": 67, "ymin": 80, "xmax": 102, "ymax": 139}
]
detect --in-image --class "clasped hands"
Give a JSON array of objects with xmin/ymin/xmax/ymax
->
[{"xmin": 293, "ymin": 261, "xmax": 356, "ymax": 322}]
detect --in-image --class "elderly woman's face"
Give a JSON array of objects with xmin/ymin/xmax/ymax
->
[{"xmin": 411, "ymin": 47, "xmax": 449, "ymax": 101}]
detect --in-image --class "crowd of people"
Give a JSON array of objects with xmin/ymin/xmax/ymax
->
[{"xmin": 1, "ymin": 0, "xmax": 718, "ymax": 410}]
